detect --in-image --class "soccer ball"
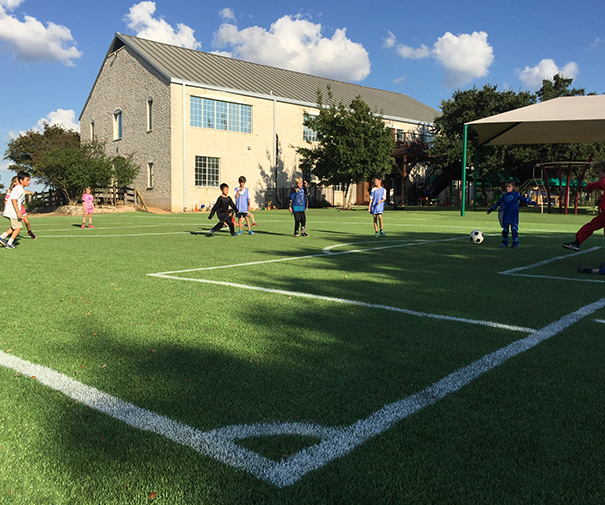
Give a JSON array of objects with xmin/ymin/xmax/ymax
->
[{"xmin": 470, "ymin": 230, "xmax": 484, "ymax": 244}]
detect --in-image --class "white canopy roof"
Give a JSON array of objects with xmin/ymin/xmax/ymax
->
[{"xmin": 467, "ymin": 95, "xmax": 605, "ymax": 146}]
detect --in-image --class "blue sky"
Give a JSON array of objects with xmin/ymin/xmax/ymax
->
[{"xmin": 1, "ymin": 0, "xmax": 604, "ymax": 190}]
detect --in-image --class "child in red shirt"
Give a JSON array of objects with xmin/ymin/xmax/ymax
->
[{"xmin": 562, "ymin": 161, "xmax": 605, "ymax": 251}]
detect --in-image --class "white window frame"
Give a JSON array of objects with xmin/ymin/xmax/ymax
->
[{"xmin": 113, "ymin": 109, "xmax": 123, "ymax": 140}]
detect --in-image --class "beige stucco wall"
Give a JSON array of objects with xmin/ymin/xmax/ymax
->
[
  {"xmin": 169, "ymin": 87, "xmax": 424, "ymax": 211},
  {"xmin": 83, "ymin": 45, "xmax": 430, "ymax": 212},
  {"xmin": 80, "ymin": 45, "xmax": 172, "ymax": 210}
]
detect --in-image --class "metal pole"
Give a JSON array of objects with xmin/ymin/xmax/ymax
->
[
  {"xmin": 461, "ymin": 124, "xmax": 468, "ymax": 216},
  {"xmin": 473, "ymin": 147, "xmax": 478, "ymax": 211}
]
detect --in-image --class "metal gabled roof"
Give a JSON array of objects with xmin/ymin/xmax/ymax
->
[{"xmin": 109, "ymin": 33, "xmax": 438, "ymax": 125}]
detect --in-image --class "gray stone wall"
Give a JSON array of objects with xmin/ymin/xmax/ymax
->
[{"xmin": 80, "ymin": 45, "xmax": 172, "ymax": 210}]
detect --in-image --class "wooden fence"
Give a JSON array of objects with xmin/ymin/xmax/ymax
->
[{"xmin": 26, "ymin": 187, "xmax": 136, "ymax": 207}]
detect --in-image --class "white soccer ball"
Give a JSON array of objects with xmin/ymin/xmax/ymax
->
[{"xmin": 470, "ymin": 230, "xmax": 484, "ymax": 244}]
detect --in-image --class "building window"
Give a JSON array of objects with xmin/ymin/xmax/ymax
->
[
  {"xmin": 147, "ymin": 162, "xmax": 154, "ymax": 188},
  {"xmin": 195, "ymin": 156, "xmax": 220, "ymax": 187},
  {"xmin": 303, "ymin": 114, "xmax": 318, "ymax": 142},
  {"xmin": 334, "ymin": 183, "xmax": 350, "ymax": 192},
  {"xmin": 190, "ymin": 97, "xmax": 251, "ymax": 133},
  {"xmin": 147, "ymin": 97, "xmax": 153, "ymax": 131},
  {"xmin": 113, "ymin": 109, "xmax": 123, "ymax": 140},
  {"xmin": 302, "ymin": 167, "xmax": 313, "ymax": 184},
  {"xmin": 90, "ymin": 119, "xmax": 95, "ymax": 141}
]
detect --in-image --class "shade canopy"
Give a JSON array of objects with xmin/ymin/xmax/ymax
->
[{"xmin": 467, "ymin": 95, "xmax": 605, "ymax": 146}]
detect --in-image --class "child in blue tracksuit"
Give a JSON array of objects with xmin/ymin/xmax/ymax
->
[
  {"xmin": 487, "ymin": 179, "xmax": 537, "ymax": 248},
  {"xmin": 289, "ymin": 177, "xmax": 309, "ymax": 237}
]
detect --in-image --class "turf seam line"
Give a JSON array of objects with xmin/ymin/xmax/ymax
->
[{"xmin": 2, "ymin": 297, "xmax": 604, "ymax": 488}]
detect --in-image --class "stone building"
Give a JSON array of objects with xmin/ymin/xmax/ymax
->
[{"xmin": 80, "ymin": 33, "xmax": 438, "ymax": 211}]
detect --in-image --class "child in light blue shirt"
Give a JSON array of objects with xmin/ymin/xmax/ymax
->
[{"xmin": 368, "ymin": 177, "xmax": 387, "ymax": 237}]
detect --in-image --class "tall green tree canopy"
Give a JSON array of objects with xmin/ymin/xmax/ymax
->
[
  {"xmin": 296, "ymin": 90, "xmax": 395, "ymax": 206},
  {"xmin": 4, "ymin": 124, "xmax": 140, "ymax": 204},
  {"xmin": 429, "ymin": 75, "xmax": 604, "ymax": 186}
]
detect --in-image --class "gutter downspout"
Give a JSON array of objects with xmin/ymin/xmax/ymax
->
[{"xmin": 182, "ymin": 83, "xmax": 187, "ymax": 211}]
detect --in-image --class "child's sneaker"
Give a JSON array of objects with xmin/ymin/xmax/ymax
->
[
  {"xmin": 5, "ymin": 242, "xmax": 15, "ymax": 249},
  {"xmin": 28, "ymin": 231, "xmax": 37, "ymax": 239},
  {"xmin": 301, "ymin": 232, "xmax": 309, "ymax": 237},
  {"xmin": 562, "ymin": 240, "xmax": 580, "ymax": 251},
  {"xmin": 0, "ymin": 237, "xmax": 7, "ymax": 247},
  {"xmin": 252, "ymin": 222, "xmax": 258, "ymax": 227},
  {"xmin": 237, "ymin": 230, "xmax": 243, "ymax": 235},
  {"xmin": 577, "ymin": 265, "xmax": 592, "ymax": 274},
  {"xmin": 375, "ymin": 232, "xmax": 379, "ymax": 237},
  {"xmin": 512, "ymin": 244, "xmax": 519, "ymax": 249},
  {"xmin": 380, "ymin": 230, "xmax": 386, "ymax": 236},
  {"xmin": 88, "ymin": 225, "xmax": 95, "ymax": 229},
  {"xmin": 248, "ymin": 230, "xmax": 254, "ymax": 235},
  {"xmin": 294, "ymin": 232, "xmax": 300, "ymax": 237},
  {"xmin": 81, "ymin": 224, "xmax": 86, "ymax": 229},
  {"xmin": 209, "ymin": 230, "xmax": 214, "ymax": 236}
]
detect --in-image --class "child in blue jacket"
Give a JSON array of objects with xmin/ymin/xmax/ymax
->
[{"xmin": 487, "ymin": 180, "xmax": 536, "ymax": 248}]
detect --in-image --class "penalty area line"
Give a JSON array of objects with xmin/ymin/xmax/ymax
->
[
  {"xmin": 2, "ymin": 296, "xmax": 604, "ymax": 487},
  {"xmin": 149, "ymin": 274, "xmax": 535, "ymax": 333}
]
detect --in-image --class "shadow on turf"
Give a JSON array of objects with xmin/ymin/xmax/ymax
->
[{"xmin": 36, "ymin": 231, "xmax": 604, "ymax": 501}]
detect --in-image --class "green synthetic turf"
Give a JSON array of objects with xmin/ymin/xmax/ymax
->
[{"xmin": 1, "ymin": 207, "xmax": 604, "ymax": 504}]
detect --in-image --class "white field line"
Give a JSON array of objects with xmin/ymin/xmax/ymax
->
[
  {"xmin": 499, "ymin": 246, "xmax": 605, "ymax": 283},
  {"xmin": 149, "ymin": 236, "xmax": 534, "ymax": 333},
  {"xmin": 150, "ymin": 275, "xmax": 535, "ymax": 333},
  {"xmin": 2, "ymin": 296, "xmax": 604, "ymax": 487},
  {"xmin": 595, "ymin": 319, "xmax": 605, "ymax": 324},
  {"xmin": 37, "ymin": 232, "xmax": 192, "ymax": 238},
  {"xmin": 152, "ymin": 236, "xmax": 465, "ymax": 276},
  {"xmin": 498, "ymin": 246, "xmax": 601, "ymax": 275}
]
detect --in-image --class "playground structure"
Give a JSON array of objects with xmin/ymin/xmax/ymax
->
[{"xmin": 518, "ymin": 156, "xmax": 596, "ymax": 215}]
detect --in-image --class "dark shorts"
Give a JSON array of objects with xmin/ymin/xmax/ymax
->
[{"xmin": 237, "ymin": 212, "xmax": 248, "ymax": 218}]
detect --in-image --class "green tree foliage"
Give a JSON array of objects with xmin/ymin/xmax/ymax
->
[
  {"xmin": 296, "ymin": 90, "xmax": 395, "ymax": 207},
  {"xmin": 430, "ymin": 76, "xmax": 605, "ymax": 188},
  {"xmin": 4, "ymin": 123, "xmax": 80, "ymax": 177},
  {"xmin": 429, "ymin": 84, "xmax": 536, "ymax": 183},
  {"xmin": 4, "ymin": 124, "xmax": 140, "ymax": 205}
]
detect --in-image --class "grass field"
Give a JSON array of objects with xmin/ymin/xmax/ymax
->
[{"xmin": 1, "ymin": 206, "xmax": 605, "ymax": 504}]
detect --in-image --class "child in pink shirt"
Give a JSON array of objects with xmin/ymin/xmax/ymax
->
[{"xmin": 81, "ymin": 187, "xmax": 95, "ymax": 229}]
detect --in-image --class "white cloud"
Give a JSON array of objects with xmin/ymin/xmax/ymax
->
[
  {"xmin": 393, "ymin": 76, "xmax": 406, "ymax": 84},
  {"xmin": 9, "ymin": 109, "xmax": 79, "ymax": 139},
  {"xmin": 219, "ymin": 7, "xmax": 235, "ymax": 21},
  {"xmin": 384, "ymin": 31, "xmax": 429, "ymax": 60},
  {"xmin": 517, "ymin": 58, "xmax": 579, "ymax": 90},
  {"xmin": 432, "ymin": 31, "xmax": 494, "ymax": 87},
  {"xmin": 0, "ymin": 0, "xmax": 82, "ymax": 65},
  {"xmin": 213, "ymin": 15, "xmax": 371, "ymax": 82},
  {"xmin": 386, "ymin": 30, "xmax": 493, "ymax": 87},
  {"xmin": 124, "ymin": 1, "xmax": 200, "ymax": 50}
]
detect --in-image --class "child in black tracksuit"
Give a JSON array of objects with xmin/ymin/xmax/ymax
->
[{"xmin": 209, "ymin": 183, "xmax": 238, "ymax": 236}]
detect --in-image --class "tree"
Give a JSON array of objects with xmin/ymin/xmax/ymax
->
[
  {"xmin": 4, "ymin": 123, "xmax": 80, "ymax": 177},
  {"xmin": 429, "ymin": 77, "xmax": 605, "ymax": 201},
  {"xmin": 4, "ymin": 124, "xmax": 140, "ymax": 205},
  {"xmin": 429, "ymin": 84, "xmax": 537, "ymax": 185},
  {"xmin": 296, "ymin": 90, "xmax": 395, "ymax": 208}
]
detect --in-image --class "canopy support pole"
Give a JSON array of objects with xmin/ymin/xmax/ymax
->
[{"xmin": 461, "ymin": 124, "xmax": 468, "ymax": 216}]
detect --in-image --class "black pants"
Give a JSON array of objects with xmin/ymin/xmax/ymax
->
[
  {"xmin": 212, "ymin": 217, "xmax": 235, "ymax": 234},
  {"xmin": 293, "ymin": 211, "xmax": 306, "ymax": 233}
]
